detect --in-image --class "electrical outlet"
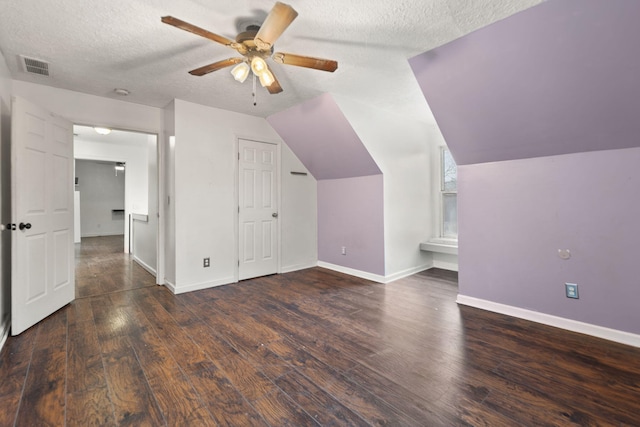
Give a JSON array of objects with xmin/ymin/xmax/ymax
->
[
  {"xmin": 565, "ymin": 283, "xmax": 579, "ymax": 299},
  {"xmin": 203, "ymin": 257, "xmax": 210, "ymax": 268},
  {"xmin": 341, "ymin": 246, "xmax": 347, "ymax": 255}
]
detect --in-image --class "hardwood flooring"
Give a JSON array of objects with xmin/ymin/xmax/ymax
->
[
  {"xmin": 2, "ymin": 264, "xmax": 640, "ymax": 425},
  {"xmin": 75, "ymin": 235, "xmax": 156, "ymax": 298}
]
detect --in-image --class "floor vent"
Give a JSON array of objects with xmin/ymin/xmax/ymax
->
[{"xmin": 20, "ymin": 55, "xmax": 50, "ymax": 76}]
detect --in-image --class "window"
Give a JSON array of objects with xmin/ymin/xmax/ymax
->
[{"xmin": 441, "ymin": 148, "xmax": 457, "ymax": 239}]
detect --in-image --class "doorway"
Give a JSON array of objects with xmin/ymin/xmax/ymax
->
[
  {"xmin": 75, "ymin": 159, "xmax": 125, "ymax": 239},
  {"xmin": 73, "ymin": 125, "xmax": 158, "ymax": 298}
]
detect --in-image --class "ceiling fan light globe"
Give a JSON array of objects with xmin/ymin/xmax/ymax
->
[
  {"xmin": 251, "ymin": 57, "xmax": 268, "ymax": 75},
  {"xmin": 259, "ymin": 69, "xmax": 275, "ymax": 87},
  {"xmin": 231, "ymin": 62, "xmax": 250, "ymax": 83}
]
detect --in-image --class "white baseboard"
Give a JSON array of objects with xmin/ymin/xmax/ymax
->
[
  {"xmin": 456, "ymin": 295, "xmax": 640, "ymax": 348},
  {"xmin": 317, "ymin": 261, "xmax": 440, "ymax": 284},
  {"xmin": 0, "ymin": 314, "xmax": 10, "ymax": 354},
  {"xmin": 164, "ymin": 280, "xmax": 176, "ymax": 293},
  {"xmin": 280, "ymin": 261, "xmax": 318, "ymax": 274},
  {"xmin": 384, "ymin": 263, "xmax": 433, "ymax": 283},
  {"xmin": 317, "ymin": 261, "xmax": 386, "ymax": 283},
  {"xmin": 81, "ymin": 232, "xmax": 125, "ymax": 238},
  {"xmin": 132, "ymin": 256, "xmax": 157, "ymax": 277},
  {"xmin": 170, "ymin": 277, "xmax": 235, "ymax": 295}
]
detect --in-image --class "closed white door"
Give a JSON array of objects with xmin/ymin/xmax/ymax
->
[
  {"xmin": 238, "ymin": 139, "xmax": 278, "ymax": 280},
  {"xmin": 11, "ymin": 96, "xmax": 74, "ymax": 335}
]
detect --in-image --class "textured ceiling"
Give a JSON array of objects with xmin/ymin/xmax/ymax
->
[{"xmin": 0, "ymin": 0, "xmax": 544, "ymax": 121}]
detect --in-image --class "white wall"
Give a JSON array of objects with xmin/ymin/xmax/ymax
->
[
  {"xmin": 334, "ymin": 95, "xmax": 435, "ymax": 280},
  {"xmin": 162, "ymin": 101, "xmax": 176, "ymax": 286},
  {"xmin": 75, "ymin": 160, "xmax": 126, "ymax": 237},
  {"xmin": 132, "ymin": 135, "xmax": 158, "ymax": 275},
  {"xmin": 12, "ymin": 81, "xmax": 162, "ymax": 133},
  {"xmin": 0, "ymin": 50, "xmax": 12, "ymax": 348},
  {"xmin": 280, "ymin": 144, "xmax": 317, "ymax": 272},
  {"xmin": 171, "ymin": 99, "xmax": 317, "ymax": 293},
  {"xmin": 75, "ymin": 134, "xmax": 150, "ymax": 252}
]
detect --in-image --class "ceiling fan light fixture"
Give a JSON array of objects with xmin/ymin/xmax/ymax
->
[
  {"xmin": 162, "ymin": 3, "xmax": 338, "ymax": 97},
  {"xmin": 231, "ymin": 62, "xmax": 250, "ymax": 83},
  {"xmin": 250, "ymin": 57, "xmax": 267, "ymax": 75},
  {"xmin": 259, "ymin": 69, "xmax": 275, "ymax": 87},
  {"xmin": 94, "ymin": 127, "xmax": 111, "ymax": 135}
]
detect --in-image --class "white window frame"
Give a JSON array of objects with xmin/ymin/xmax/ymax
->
[{"xmin": 431, "ymin": 145, "xmax": 458, "ymax": 243}]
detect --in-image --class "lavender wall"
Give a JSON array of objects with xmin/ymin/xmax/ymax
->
[
  {"xmin": 458, "ymin": 147, "xmax": 640, "ymax": 335},
  {"xmin": 409, "ymin": 0, "xmax": 640, "ymax": 165},
  {"xmin": 267, "ymin": 93, "xmax": 381, "ymax": 180},
  {"xmin": 318, "ymin": 175, "xmax": 385, "ymax": 276}
]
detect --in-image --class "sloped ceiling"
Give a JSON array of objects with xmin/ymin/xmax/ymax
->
[
  {"xmin": 0, "ymin": 0, "xmax": 543, "ymax": 120},
  {"xmin": 268, "ymin": 93, "xmax": 380, "ymax": 180},
  {"xmin": 410, "ymin": 0, "xmax": 640, "ymax": 165}
]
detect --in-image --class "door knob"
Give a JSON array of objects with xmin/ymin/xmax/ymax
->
[
  {"xmin": 19, "ymin": 222, "xmax": 31, "ymax": 230},
  {"xmin": 272, "ymin": 213, "xmax": 278, "ymax": 218}
]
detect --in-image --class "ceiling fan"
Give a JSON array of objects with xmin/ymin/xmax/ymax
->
[{"xmin": 162, "ymin": 2, "xmax": 338, "ymax": 95}]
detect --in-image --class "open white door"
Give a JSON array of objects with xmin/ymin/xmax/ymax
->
[
  {"xmin": 11, "ymin": 96, "xmax": 74, "ymax": 336},
  {"xmin": 238, "ymin": 139, "xmax": 278, "ymax": 280}
]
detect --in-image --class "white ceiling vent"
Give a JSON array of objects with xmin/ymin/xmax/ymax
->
[{"xmin": 20, "ymin": 55, "xmax": 50, "ymax": 77}]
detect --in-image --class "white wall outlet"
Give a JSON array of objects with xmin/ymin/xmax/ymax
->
[
  {"xmin": 203, "ymin": 257, "xmax": 210, "ymax": 268},
  {"xmin": 565, "ymin": 283, "xmax": 579, "ymax": 299},
  {"xmin": 341, "ymin": 246, "xmax": 346, "ymax": 255}
]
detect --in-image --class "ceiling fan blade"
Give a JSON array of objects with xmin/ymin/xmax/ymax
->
[
  {"xmin": 266, "ymin": 66, "xmax": 284, "ymax": 94},
  {"xmin": 272, "ymin": 52, "xmax": 338, "ymax": 72},
  {"xmin": 189, "ymin": 58, "xmax": 244, "ymax": 76},
  {"xmin": 254, "ymin": 2, "xmax": 298, "ymax": 51},
  {"xmin": 162, "ymin": 16, "xmax": 236, "ymax": 48}
]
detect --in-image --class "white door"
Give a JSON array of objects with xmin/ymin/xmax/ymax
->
[
  {"xmin": 238, "ymin": 139, "xmax": 278, "ymax": 280},
  {"xmin": 11, "ymin": 96, "xmax": 74, "ymax": 335}
]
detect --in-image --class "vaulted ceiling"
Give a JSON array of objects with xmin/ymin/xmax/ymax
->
[
  {"xmin": 411, "ymin": 0, "xmax": 640, "ymax": 164},
  {"xmin": 0, "ymin": 0, "xmax": 544, "ymax": 121}
]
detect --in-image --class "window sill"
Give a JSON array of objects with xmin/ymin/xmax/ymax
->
[{"xmin": 420, "ymin": 239, "xmax": 458, "ymax": 255}]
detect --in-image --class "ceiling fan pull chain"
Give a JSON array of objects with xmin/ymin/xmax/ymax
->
[{"xmin": 252, "ymin": 73, "xmax": 257, "ymax": 106}]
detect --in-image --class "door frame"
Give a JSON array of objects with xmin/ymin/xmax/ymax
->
[
  {"xmin": 73, "ymin": 123, "xmax": 164, "ymax": 285},
  {"xmin": 233, "ymin": 136, "xmax": 282, "ymax": 283}
]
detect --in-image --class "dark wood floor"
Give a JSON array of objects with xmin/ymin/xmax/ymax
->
[
  {"xmin": 2, "ymin": 263, "xmax": 640, "ymax": 425},
  {"xmin": 75, "ymin": 235, "xmax": 156, "ymax": 298}
]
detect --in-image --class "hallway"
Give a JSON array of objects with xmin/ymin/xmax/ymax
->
[{"xmin": 75, "ymin": 235, "xmax": 156, "ymax": 298}]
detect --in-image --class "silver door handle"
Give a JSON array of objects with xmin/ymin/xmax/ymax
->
[{"xmin": 272, "ymin": 213, "xmax": 278, "ymax": 218}]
